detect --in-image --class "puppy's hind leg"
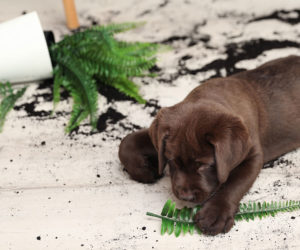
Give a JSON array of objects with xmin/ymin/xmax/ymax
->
[{"xmin": 118, "ymin": 129, "xmax": 160, "ymax": 183}]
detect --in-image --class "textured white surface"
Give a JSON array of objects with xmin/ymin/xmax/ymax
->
[{"xmin": 0, "ymin": 0, "xmax": 299, "ymax": 249}]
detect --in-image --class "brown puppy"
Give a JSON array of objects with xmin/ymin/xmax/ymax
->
[{"xmin": 118, "ymin": 55, "xmax": 300, "ymax": 235}]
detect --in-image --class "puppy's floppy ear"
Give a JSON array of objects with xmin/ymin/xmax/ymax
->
[
  {"xmin": 207, "ymin": 115, "xmax": 250, "ymax": 184},
  {"xmin": 149, "ymin": 115, "xmax": 169, "ymax": 176}
]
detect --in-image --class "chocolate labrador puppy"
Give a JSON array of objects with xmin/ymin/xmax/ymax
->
[{"xmin": 118, "ymin": 55, "xmax": 300, "ymax": 235}]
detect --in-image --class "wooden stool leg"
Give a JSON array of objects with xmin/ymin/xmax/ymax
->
[{"xmin": 62, "ymin": 0, "xmax": 80, "ymax": 30}]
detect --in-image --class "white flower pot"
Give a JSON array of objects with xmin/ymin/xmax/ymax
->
[{"xmin": 0, "ymin": 12, "xmax": 53, "ymax": 84}]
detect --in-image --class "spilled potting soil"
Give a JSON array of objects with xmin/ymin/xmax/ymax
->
[
  {"xmin": 9, "ymin": 8, "xmax": 300, "ymax": 152},
  {"xmin": 11, "ymin": 6, "xmax": 300, "ymax": 140}
]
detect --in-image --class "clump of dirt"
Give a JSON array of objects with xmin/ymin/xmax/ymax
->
[{"xmin": 97, "ymin": 108, "xmax": 126, "ymax": 132}]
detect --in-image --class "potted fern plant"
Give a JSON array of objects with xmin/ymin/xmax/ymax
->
[
  {"xmin": 0, "ymin": 12, "xmax": 167, "ymax": 133},
  {"xmin": 50, "ymin": 22, "xmax": 166, "ymax": 133}
]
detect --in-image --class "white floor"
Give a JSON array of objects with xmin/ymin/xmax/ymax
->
[{"xmin": 0, "ymin": 0, "xmax": 299, "ymax": 249}]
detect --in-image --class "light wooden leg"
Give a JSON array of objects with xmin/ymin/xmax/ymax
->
[{"xmin": 62, "ymin": 0, "xmax": 79, "ymax": 30}]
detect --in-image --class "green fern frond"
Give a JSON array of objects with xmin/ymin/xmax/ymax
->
[
  {"xmin": 0, "ymin": 82, "xmax": 13, "ymax": 96},
  {"xmin": 0, "ymin": 82, "xmax": 26, "ymax": 132},
  {"xmin": 146, "ymin": 199, "xmax": 300, "ymax": 237},
  {"xmin": 54, "ymin": 56, "xmax": 98, "ymax": 132},
  {"xmin": 108, "ymin": 78, "xmax": 146, "ymax": 104},
  {"xmin": 50, "ymin": 22, "xmax": 167, "ymax": 132},
  {"xmin": 52, "ymin": 66, "xmax": 63, "ymax": 111},
  {"xmin": 66, "ymin": 104, "xmax": 90, "ymax": 133}
]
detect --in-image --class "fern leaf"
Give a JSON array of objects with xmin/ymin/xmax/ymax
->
[
  {"xmin": 0, "ymin": 82, "xmax": 13, "ymax": 96},
  {"xmin": 175, "ymin": 222, "xmax": 182, "ymax": 237},
  {"xmin": 161, "ymin": 218, "xmax": 168, "ymax": 235},
  {"xmin": 0, "ymin": 82, "xmax": 26, "ymax": 132},
  {"xmin": 167, "ymin": 220, "xmax": 174, "ymax": 235},
  {"xmin": 108, "ymin": 78, "xmax": 146, "ymax": 104},
  {"xmin": 66, "ymin": 105, "xmax": 89, "ymax": 133},
  {"xmin": 161, "ymin": 199, "xmax": 172, "ymax": 216},
  {"xmin": 189, "ymin": 223, "xmax": 195, "ymax": 235},
  {"xmin": 167, "ymin": 202, "xmax": 176, "ymax": 218},
  {"xmin": 52, "ymin": 66, "xmax": 63, "ymax": 111},
  {"xmin": 182, "ymin": 222, "xmax": 189, "ymax": 235},
  {"xmin": 54, "ymin": 55, "xmax": 98, "ymax": 131},
  {"xmin": 147, "ymin": 200, "xmax": 300, "ymax": 237}
]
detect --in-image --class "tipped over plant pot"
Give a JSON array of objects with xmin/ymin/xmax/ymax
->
[{"xmin": 0, "ymin": 12, "xmax": 53, "ymax": 83}]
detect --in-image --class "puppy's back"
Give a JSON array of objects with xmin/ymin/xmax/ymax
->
[
  {"xmin": 233, "ymin": 55, "xmax": 300, "ymax": 161},
  {"xmin": 234, "ymin": 55, "xmax": 300, "ymax": 90}
]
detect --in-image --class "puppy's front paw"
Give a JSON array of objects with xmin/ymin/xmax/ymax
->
[{"xmin": 194, "ymin": 200, "xmax": 237, "ymax": 235}]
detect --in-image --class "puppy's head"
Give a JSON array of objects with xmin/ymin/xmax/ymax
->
[{"xmin": 149, "ymin": 103, "xmax": 249, "ymax": 203}]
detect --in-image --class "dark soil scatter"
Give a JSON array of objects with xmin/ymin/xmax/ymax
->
[
  {"xmin": 181, "ymin": 55, "xmax": 193, "ymax": 61},
  {"xmin": 119, "ymin": 122, "xmax": 142, "ymax": 132},
  {"xmin": 160, "ymin": 35, "xmax": 300, "ymax": 85},
  {"xmin": 138, "ymin": 0, "xmax": 169, "ymax": 17},
  {"xmin": 195, "ymin": 39, "xmax": 300, "ymax": 77},
  {"xmin": 14, "ymin": 101, "xmax": 51, "ymax": 117},
  {"xmin": 14, "ymin": 79, "xmax": 70, "ymax": 119},
  {"xmin": 138, "ymin": 9, "xmax": 152, "ymax": 17},
  {"xmin": 263, "ymin": 160, "xmax": 276, "ymax": 169},
  {"xmin": 41, "ymin": 141, "xmax": 46, "ymax": 146},
  {"xmin": 37, "ymin": 79, "xmax": 70, "ymax": 101},
  {"xmin": 86, "ymin": 15, "xmax": 99, "ymax": 26},
  {"xmin": 249, "ymin": 9, "xmax": 300, "ymax": 25},
  {"xmin": 263, "ymin": 157, "xmax": 295, "ymax": 169},
  {"xmin": 36, "ymin": 236, "xmax": 41, "ymax": 240},
  {"xmin": 161, "ymin": 35, "xmax": 189, "ymax": 44},
  {"xmin": 144, "ymin": 99, "xmax": 161, "ymax": 117},
  {"xmin": 158, "ymin": 0, "xmax": 169, "ymax": 8},
  {"xmin": 149, "ymin": 65, "xmax": 162, "ymax": 73},
  {"xmin": 142, "ymin": 226, "xmax": 146, "ymax": 230},
  {"xmin": 161, "ymin": 22, "xmax": 207, "ymax": 48},
  {"xmin": 97, "ymin": 108, "xmax": 126, "ymax": 132}
]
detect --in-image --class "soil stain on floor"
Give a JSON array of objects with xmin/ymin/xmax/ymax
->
[
  {"xmin": 97, "ymin": 108, "xmax": 126, "ymax": 132},
  {"xmin": 249, "ymin": 9, "xmax": 300, "ymax": 25}
]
